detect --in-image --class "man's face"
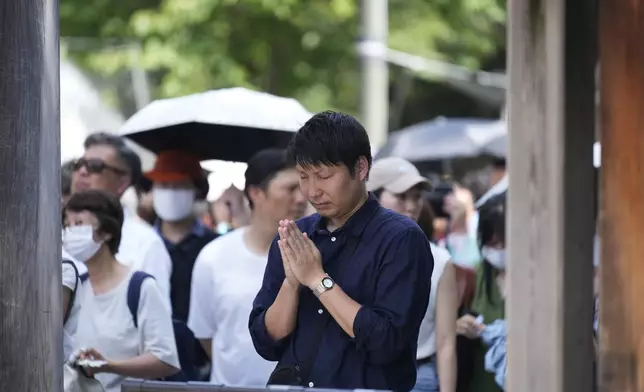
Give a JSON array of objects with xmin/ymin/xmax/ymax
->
[
  {"xmin": 254, "ymin": 168, "xmax": 307, "ymax": 223},
  {"xmin": 296, "ymin": 157, "xmax": 369, "ymax": 219},
  {"xmin": 378, "ymin": 185, "xmax": 424, "ymax": 221},
  {"xmin": 71, "ymin": 145, "xmax": 130, "ymax": 196}
]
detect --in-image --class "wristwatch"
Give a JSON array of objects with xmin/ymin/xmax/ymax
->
[{"xmin": 312, "ymin": 274, "xmax": 335, "ymax": 298}]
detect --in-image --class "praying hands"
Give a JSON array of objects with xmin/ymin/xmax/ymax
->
[{"xmin": 277, "ymin": 220, "xmax": 326, "ymax": 290}]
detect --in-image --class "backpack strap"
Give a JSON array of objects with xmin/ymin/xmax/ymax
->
[
  {"xmin": 62, "ymin": 259, "xmax": 79, "ymax": 324},
  {"xmin": 127, "ymin": 271, "xmax": 155, "ymax": 328}
]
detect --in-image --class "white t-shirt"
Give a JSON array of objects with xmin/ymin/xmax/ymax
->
[
  {"xmin": 117, "ymin": 213, "xmax": 172, "ymax": 310},
  {"xmin": 188, "ymin": 227, "xmax": 276, "ymax": 386},
  {"xmin": 62, "ymin": 259, "xmax": 83, "ymax": 361},
  {"xmin": 74, "ymin": 269, "xmax": 180, "ymax": 392},
  {"xmin": 417, "ymin": 242, "xmax": 452, "ymax": 360}
]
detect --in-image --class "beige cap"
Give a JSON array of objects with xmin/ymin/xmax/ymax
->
[{"xmin": 367, "ymin": 157, "xmax": 429, "ymax": 194}]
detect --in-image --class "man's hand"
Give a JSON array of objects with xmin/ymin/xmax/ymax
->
[
  {"xmin": 280, "ymin": 220, "xmax": 325, "ymax": 289},
  {"xmin": 278, "ymin": 220, "xmax": 300, "ymax": 289}
]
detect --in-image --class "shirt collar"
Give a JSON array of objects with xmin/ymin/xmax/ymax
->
[
  {"xmin": 312, "ymin": 192, "xmax": 380, "ymax": 238},
  {"xmin": 154, "ymin": 219, "xmax": 209, "ymax": 239}
]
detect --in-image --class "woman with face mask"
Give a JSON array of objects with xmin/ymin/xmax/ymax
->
[
  {"xmin": 455, "ymin": 192, "xmax": 506, "ymax": 392},
  {"xmin": 367, "ymin": 157, "xmax": 459, "ymax": 392},
  {"xmin": 63, "ymin": 190, "xmax": 180, "ymax": 392}
]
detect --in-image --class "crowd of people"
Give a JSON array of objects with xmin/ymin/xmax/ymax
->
[{"xmin": 60, "ymin": 111, "xmax": 600, "ymax": 392}]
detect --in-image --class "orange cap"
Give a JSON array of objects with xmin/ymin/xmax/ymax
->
[{"xmin": 144, "ymin": 150, "xmax": 203, "ymax": 183}]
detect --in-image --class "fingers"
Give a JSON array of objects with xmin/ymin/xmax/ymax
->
[
  {"xmin": 85, "ymin": 348, "xmax": 102, "ymax": 360},
  {"xmin": 278, "ymin": 239, "xmax": 296, "ymax": 265},
  {"xmin": 278, "ymin": 226, "xmax": 287, "ymax": 240},
  {"xmin": 302, "ymin": 232, "xmax": 317, "ymax": 252},
  {"xmin": 286, "ymin": 221, "xmax": 307, "ymax": 255},
  {"xmin": 278, "ymin": 239, "xmax": 291, "ymax": 263}
]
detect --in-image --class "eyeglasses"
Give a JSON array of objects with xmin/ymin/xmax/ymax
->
[{"xmin": 73, "ymin": 158, "xmax": 128, "ymax": 176}]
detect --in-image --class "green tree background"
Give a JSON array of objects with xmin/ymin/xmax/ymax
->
[{"xmin": 60, "ymin": 0, "xmax": 506, "ymax": 127}]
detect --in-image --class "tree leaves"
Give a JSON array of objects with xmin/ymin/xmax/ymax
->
[{"xmin": 61, "ymin": 0, "xmax": 506, "ymax": 115}]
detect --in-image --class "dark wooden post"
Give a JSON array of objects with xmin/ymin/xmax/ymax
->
[
  {"xmin": 0, "ymin": 1, "xmax": 62, "ymax": 390},
  {"xmin": 598, "ymin": 0, "xmax": 644, "ymax": 391},
  {"xmin": 506, "ymin": 0, "xmax": 597, "ymax": 390}
]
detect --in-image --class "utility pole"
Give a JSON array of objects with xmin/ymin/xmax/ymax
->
[
  {"xmin": 0, "ymin": 1, "xmax": 62, "ymax": 390},
  {"xmin": 358, "ymin": 0, "xmax": 389, "ymax": 148}
]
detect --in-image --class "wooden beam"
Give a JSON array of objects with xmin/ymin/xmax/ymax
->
[
  {"xmin": 598, "ymin": 0, "xmax": 644, "ymax": 391},
  {"xmin": 506, "ymin": 0, "xmax": 597, "ymax": 390},
  {"xmin": 0, "ymin": 1, "xmax": 62, "ymax": 390}
]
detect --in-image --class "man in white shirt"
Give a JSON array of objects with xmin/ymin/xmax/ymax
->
[
  {"xmin": 69, "ymin": 133, "xmax": 172, "ymax": 306},
  {"xmin": 188, "ymin": 148, "xmax": 307, "ymax": 386}
]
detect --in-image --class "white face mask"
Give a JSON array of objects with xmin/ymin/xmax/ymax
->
[
  {"xmin": 153, "ymin": 188, "xmax": 196, "ymax": 222},
  {"xmin": 63, "ymin": 225, "xmax": 103, "ymax": 263},
  {"xmin": 481, "ymin": 246, "xmax": 507, "ymax": 270}
]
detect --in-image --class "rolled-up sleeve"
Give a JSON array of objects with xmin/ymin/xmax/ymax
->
[
  {"xmin": 248, "ymin": 236, "xmax": 291, "ymax": 361},
  {"xmin": 352, "ymin": 228, "xmax": 434, "ymax": 365}
]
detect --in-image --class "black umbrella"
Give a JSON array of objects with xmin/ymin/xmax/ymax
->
[
  {"xmin": 118, "ymin": 88, "xmax": 313, "ymax": 162},
  {"xmin": 375, "ymin": 118, "xmax": 506, "ymax": 162}
]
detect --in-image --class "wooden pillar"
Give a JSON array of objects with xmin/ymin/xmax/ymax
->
[
  {"xmin": 0, "ymin": 1, "xmax": 62, "ymax": 390},
  {"xmin": 506, "ymin": 0, "xmax": 597, "ymax": 390},
  {"xmin": 598, "ymin": 0, "xmax": 644, "ymax": 391}
]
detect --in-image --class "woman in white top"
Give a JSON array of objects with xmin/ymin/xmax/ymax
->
[
  {"xmin": 63, "ymin": 190, "xmax": 180, "ymax": 392},
  {"xmin": 62, "ymin": 256, "xmax": 82, "ymax": 361},
  {"xmin": 367, "ymin": 157, "xmax": 458, "ymax": 392}
]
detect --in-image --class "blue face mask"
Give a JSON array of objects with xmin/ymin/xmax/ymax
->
[
  {"xmin": 216, "ymin": 221, "xmax": 232, "ymax": 235},
  {"xmin": 446, "ymin": 233, "xmax": 481, "ymax": 268}
]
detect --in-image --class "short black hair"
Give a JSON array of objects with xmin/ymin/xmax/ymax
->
[
  {"xmin": 477, "ymin": 191, "xmax": 507, "ymax": 304},
  {"xmin": 134, "ymin": 175, "xmax": 153, "ymax": 196},
  {"xmin": 195, "ymin": 169, "xmax": 210, "ymax": 200},
  {"xmin": 85, "ymin": 132, "xmax": 142, "ymax": 187},
  {"xmin": 61, "ymin": 159, "xmax": 76, "ymax": 197},
  {"xmin": 64, "ymin": 190, "xmax": 124, "ymax": 254},
  {"xmin": 492, "ymin": 158, "xmax": 507, "ymax": 169},
  {"xmin": 287, "ymin": 111, "xmax": 372, "ymax": 176},
  {"xmin": 244, "ymin": 148, "xmax": 293, "ymax": 209}
]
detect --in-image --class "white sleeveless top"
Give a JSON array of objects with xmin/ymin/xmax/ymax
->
[{"xmin": 417, "ymin": 243, "xmax": 452, "ymax": 360}]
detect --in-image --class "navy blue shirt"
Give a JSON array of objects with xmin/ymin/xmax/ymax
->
[
  {"xmin": 155, "ymin": 220, "xmax": 218, "ymax": 322},
  {"xmin": 249, "ymin": 193, "xmax": 434, "ymax": 391}
]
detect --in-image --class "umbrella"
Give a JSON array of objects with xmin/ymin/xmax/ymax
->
[
  {"xmin": 481, "ymin": 137, "xmax": 601, "ymax": 167},
  {"xmin": 481, "ymin": 133, "xmax": 507, "ymax": 158},
  {"xmin": 118, "ymin": 87, "xmax": 313, "ymax": 162},
  {"xmin": 375, "ymin": 118, "xmax": 507, "ymax": 162}
]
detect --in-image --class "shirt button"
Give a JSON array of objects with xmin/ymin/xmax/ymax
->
[
  {"xmin": 331, "ymin": 237, "xmax": 336, "ymax": 242},
  {"xmin": 308, "ymin": 382, "xmax": 315, "ymax": 387},
  {"xmin": 318, "ymin": 309, "xmax": 323, "ymax": 314}
]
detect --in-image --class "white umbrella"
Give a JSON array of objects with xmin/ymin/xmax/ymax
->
[{"xmin": 119, "ymin": 87, "xmax": 313, "ymax": 162}]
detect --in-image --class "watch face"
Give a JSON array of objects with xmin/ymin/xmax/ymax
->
[{"xmin": 322, "ymin": 277, "xmax": 334, "ymax": 289}]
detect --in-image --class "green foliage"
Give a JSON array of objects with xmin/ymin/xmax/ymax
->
[{"xmin": 60, "ymin": 0, "xmax": 506, "ymax": 116}]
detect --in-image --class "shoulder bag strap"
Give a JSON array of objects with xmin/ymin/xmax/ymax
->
[
  {"xmin": 127, "ymin": 271, "xmax": 155, "ymax": 328},
  {"xmin": 62, "ymin": 259, "xmax": 79, "ymax": 324}
]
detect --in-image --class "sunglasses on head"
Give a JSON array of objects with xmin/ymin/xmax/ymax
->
[{"xmin": 73, "ymin": 158, "xmax": 128, "ymax": 176}]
